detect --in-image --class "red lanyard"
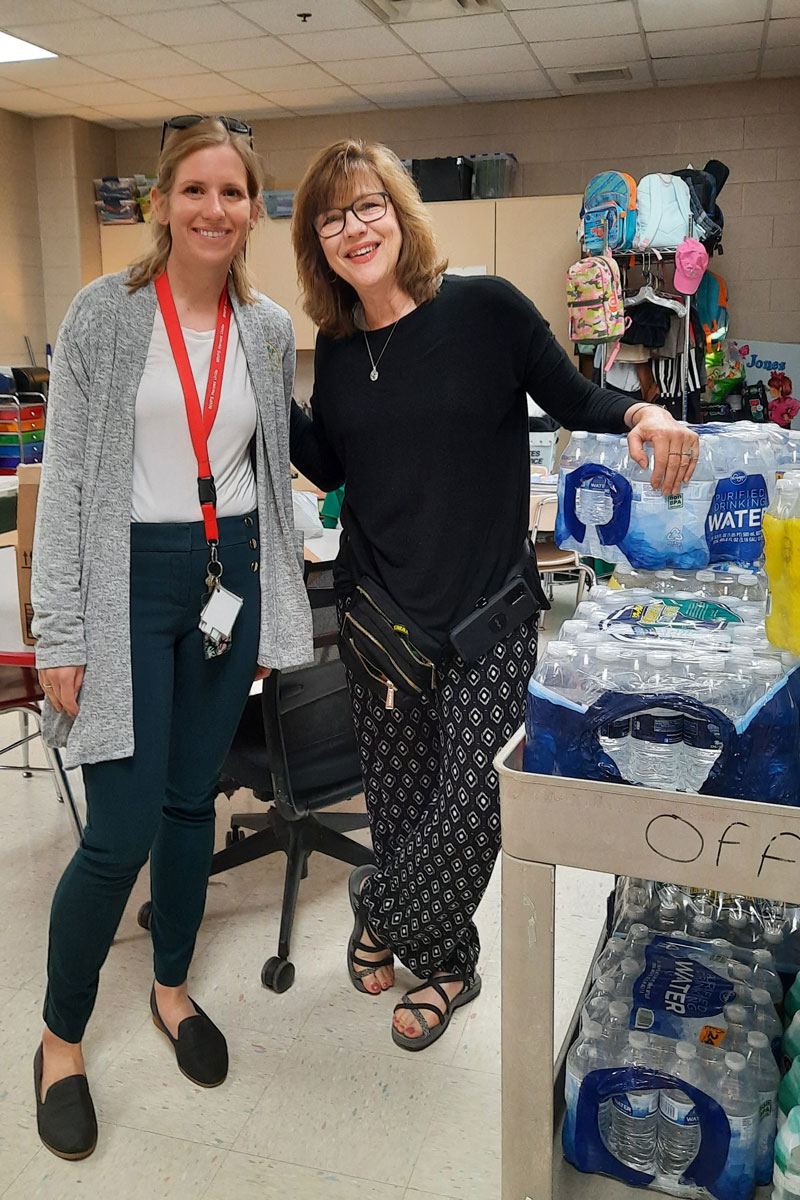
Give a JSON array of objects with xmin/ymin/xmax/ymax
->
[{"xmin": 154, "ymin": 271, "xmax": 232, "ymax": 544}]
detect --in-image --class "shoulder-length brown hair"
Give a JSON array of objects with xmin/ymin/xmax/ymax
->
[
  {"xmin": 127, "ymin": 118, "xmax": 264, "ymax": 304},
  {"xmin": 292, "ymin": 139, "xmax": 447, "ymax": 338}
]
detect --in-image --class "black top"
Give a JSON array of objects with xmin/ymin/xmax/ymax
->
[{"xmin": 290, "ymin": 274, "xmax": 632, "ymax": 648}]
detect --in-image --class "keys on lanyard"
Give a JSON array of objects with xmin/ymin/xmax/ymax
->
[{"xmin": 154, "ymin": 271, "xmax": 244, "ymax": 659}]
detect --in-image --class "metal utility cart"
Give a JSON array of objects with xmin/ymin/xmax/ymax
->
[{"xmin": 496, "ymin": 726, "xmax": 792, "ymax": 1200}]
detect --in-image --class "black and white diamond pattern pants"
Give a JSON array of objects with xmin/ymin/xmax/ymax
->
[{"xmin": 347, "ymin": 619, "xmax": 538, "ymax": 982}]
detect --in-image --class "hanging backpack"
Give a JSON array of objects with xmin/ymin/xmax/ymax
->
[
  {"xmin": 634, "ymin": 173, "xmax": 698, "ymax": 250},
  {"xmin": 566, "ymin": 255, "xmax": 625, "ymax": 363},
  {"xmin": 672, "ymin": 161, "xmax": 728, "ymax": 255},
  {"xmin": 580, "ymin": 171, "xmax": 637, "ymax": 253},
  {"xmin": 695, "ymin": 271, "xmax": 729, "ymax": 351}
]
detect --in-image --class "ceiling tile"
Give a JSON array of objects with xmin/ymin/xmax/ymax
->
[
  {"xmin": 325, "ymin": 55, "xmax": 436, "ymax": 85},
  {"xmin": 647, "ymin": 22, "xmax": 764, "ymax": 56},
  {"xmin": 654, "ymin": 50, "xmax": 759, "ymax": 80},
  {"xmin": 762, "ymin": 45, "xmax": 800, "ymax": 71},
  {"xmin": 74, "ymin": 48, "xmax": 204, "ymax": 78},
  {"xmin": 117, "ymin": 5, "xmax": 264, "ymax": 43},
  {"xmin": 140, "ymin": 71, "xmax": 253, "ymax": 99},
  {"xmin": 513, "ymin": 2, "xmax": 638, "ymax": 41},
  {"xmin": 355, "ymin": 78, "xmax": 460, "ymax": 106},
  {"xmin": 174, "ymin": 37, "xmax": 304, "ymax": 71},
  {"xmin": 424, "ymin": 44, "xmax": 538, "ymax": 77},
  {"xmin": 773, "ymin": 0, "xmax": 800, "ymax": 14},
  {"xmin": 44, "ymin": 79, "xmax": 163, "ymax": 104},
  {"xmin": 6, "ymin": 19, "xmax": 158, "ymax": 55},
  {"xmin": 535, "ymin": 33, "xmax": 645, "ymax": 68},
  {"xmin": 639, "ymin": 0, "xmax": 766, "ymax": 32},
  {"xmin": 505, "ymin": 0, "xmax": 621, "ymax": 7},
  {"xmin": 222, "ymin": 63, "xmax": 337, "ymax": 90},
  {"xmin": 230, "ymin": 0, "xmax": 381, "ymax": 35},
  {"xmin": 548, "ymin": 59, "xmax": 652, "ymax": 91},
  {"xmin": 280, "ymin": 24, "xmax": 409, "ymax": 60},
  {"xmin": 93, "ymin": 97, "xmax": 208, "ymax": 117},
  {"xmin": 0, "ymin": 0, "xmax": 95, "ymax": 20},
  {"xmin": 394, "ymin": 13, "xmax": 521, "ymax": 53},
  {"xmin": 82, "ymin": 0, "xmax": 228, "ymax": 10},
  {"xmin": 448, "ymin": 70, "xmax": 554, "ymax": 99},
  {"xmin": 0, "ymin": 58, "xmax": 113, "ymax": 87},
  {"xmin": 262, "ymin": 84, "xmax": 362, "ymax": 107},
  {"xmin": 767, "ymin": 17, "xmax": 800, "ymax": 44},
  {"xmin": 0, "ymin": 88, "xmax": 72, "ymax": 112}
]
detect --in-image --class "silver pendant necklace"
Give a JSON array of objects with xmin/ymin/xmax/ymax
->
[{"xmin": 364, "ymin": 318, "xmax": 400, "ymax": 382}]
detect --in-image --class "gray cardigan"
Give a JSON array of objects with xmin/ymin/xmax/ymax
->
[{"xmin": 31, "ymin": 271, "xmax": 313, "ymax": 768}]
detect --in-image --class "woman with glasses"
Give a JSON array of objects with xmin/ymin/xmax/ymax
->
[
  {"xmin": 30, "ymin": 116, "xmax": 311, "ymax": 1158},
  {"xmin": 289, "ymin": 139, "xmax": 698, "ymax": 1051}
]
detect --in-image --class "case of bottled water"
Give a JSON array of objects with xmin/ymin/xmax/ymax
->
[{"xmin": 555, "ymin": 421, "xmax": 800, "ymax": 571}]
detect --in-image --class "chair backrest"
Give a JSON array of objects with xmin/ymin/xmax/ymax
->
[{"xmin": 530, "ymin": 492, "xmax": 558, "ymax": 538}]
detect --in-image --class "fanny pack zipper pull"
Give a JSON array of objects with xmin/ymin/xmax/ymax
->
[{"xmin": 385, "ymin": 680, "xmax": 396, "ymax": 710}]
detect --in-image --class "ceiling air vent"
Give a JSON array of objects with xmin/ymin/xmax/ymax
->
[
  {"xmin": 570, "ymin": 67, "xmax": 633, "ymax": 84},
  {"xmin": 361, "ymin": 0, "xmax": 501, "ymax": 22}
]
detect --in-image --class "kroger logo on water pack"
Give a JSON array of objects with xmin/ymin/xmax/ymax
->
[{"xmin": 731, "ymin": 471, "xmax": 746, "ymax": 485}]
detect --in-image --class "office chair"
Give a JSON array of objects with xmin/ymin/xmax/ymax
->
[{"xmin": 138, "ymin": 566, "xmax": 372, "ymax": 994}]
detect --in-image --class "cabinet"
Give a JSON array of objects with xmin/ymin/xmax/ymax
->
[{"xmin": 98, "ymin": 196, "xmax": 582, "ymax": 356}]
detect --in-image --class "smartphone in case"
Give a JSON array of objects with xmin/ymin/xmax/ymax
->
[{"xmin": 449, "ymin": 576, "xmax": 539, "ymax": 663}]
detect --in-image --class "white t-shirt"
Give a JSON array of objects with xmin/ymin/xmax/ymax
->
[{"xmin": 131, "ymin": 310, "xmax": 257, "ymax": 523}]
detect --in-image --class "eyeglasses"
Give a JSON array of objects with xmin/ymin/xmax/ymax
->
[
  {"xmin": 160, "ymin": 114, "xmax": 254, "ymax": 151},
  {"xmin": 313, "ymin": 191, "xmax": 389, "ymax": 238}
]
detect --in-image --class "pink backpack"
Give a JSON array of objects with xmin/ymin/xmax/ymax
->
[{"xmin": 566, "ymin": 255, "xmax": 625, "ymax": 365}]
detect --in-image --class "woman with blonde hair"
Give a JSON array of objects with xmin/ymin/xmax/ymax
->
[
  {"xmin": 31, "ymin": 115, "xmax": 311, "ymax": 1158},
  {"xmin": 290, "ymin": 139, "xmax": 698, "ymax": 1051}
]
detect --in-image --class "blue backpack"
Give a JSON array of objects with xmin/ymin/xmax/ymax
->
[
  {"xmin": 696, "ymin": 270, "xmax": 729, "ymax": 351},
  {"xmin": 581, "ymin": 171, "xmax": 637, "ymax": 253}
]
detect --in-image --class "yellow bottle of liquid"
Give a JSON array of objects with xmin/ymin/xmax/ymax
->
[
  {"xmin": 787, "ymin": 485, "xmax": 800, "ymax": 655},
  {"xmin": 764, "ymin": 478, "xmax": 797, "ymax": 650}
]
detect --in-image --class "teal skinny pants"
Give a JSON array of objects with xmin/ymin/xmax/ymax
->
[{"xmin": 44, "ymin": 513, "xmax": 261, "ymax": 1043}]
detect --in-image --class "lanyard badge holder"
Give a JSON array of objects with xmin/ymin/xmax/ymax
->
[{"xmin": 155, "ymin": 272, "xmax": 244, "ymax": 659}]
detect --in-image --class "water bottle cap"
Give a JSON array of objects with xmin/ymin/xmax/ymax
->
[
  {"xmin": 751, "ymin": 987, "xmax": 772, "ymax": 1005},
  {"xmin": 628, "ymin": 1030, "xmax": 648, "ymax": 1048},
  {"xmin": 728, "ymin": 962, "xmax": 751, "ymax": 981},
  {"xmin": 597, "ymin": 974, "xmax": 617, "ymax": 992},
  {"xmin": 712, "ymin": 938, "xmax": 732, "ymax": 951},
  {"xmin": 572, "ymin": 430, "xmax": 588, "ymax": 439},
  {"xmin": 548, "ymin": 641, "xmax": 574, "ymax": 657},
  {"xmin": 646, "ymin": 651, "xmax": 672, "ymax": 665},
  {"xmin": 629, "ymin": 923, "xmax": 650, "ymax": 939},
  {"xmin": 595, "ymin": 645, "xmax": 617, "ymax": 661},
  {"xmin": 676, "ymin": 1041, "xmax": 696, "ymax": 1060},
  {"xmin": 752, "ymin": 949, "xmax": 773, "ymax": 964},
  {"xmin": 561, "ymin": 620, "xmax": 588, "ymax": 634},
  {"xmin": 765, "ymin": 929, "xmax": 785, "ymax": 943},
  {"xmin": 724, "ymin": 1052, "xmax": 746, "ymax": 1071},
  {"xmin": 695, "ymin": 571, "xmax": 715, "ymax": 582},
  {"xmin": 620, "ymin": 957, "xmax": 640, "ymax": 975},
  {"xmin": 583, "ymin": 1019, "xmax": 603, "ymax": 1038},
  {"xmin": 728, "ymin": 912, "xmax": 748, "ymax": 928},
  {"xmin": 654, "ymin": 570, "xmax": 674, "ymax": 580},
  {"xmin": 692, "ymin": 914, "xmax": 713, "ymax": 931},
  {"xmin": 737, "ymin": 573, "xmax": 756, "ymax": 584},
  {"xmin": 724, "ymin": 1002, "xmax": 747, "ymax": 1023},
  {"xmin": 661, "ymin": 900, "xmax": 679, "ymax": 913},
  {"xmin": 608, "ymin": 1000, "xmax": 630, "ymax": 1018},
  {"xmin": 747, "ymin": 1030, "xmax": 769, "ymax": 1049}
]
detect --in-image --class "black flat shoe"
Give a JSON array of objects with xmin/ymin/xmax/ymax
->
[
  {"xmin": 34, "ymin": 1044, "xmax": 97, "ymax": 1161},
  {"xmin": 149, "ymin": 986, "xmax": 228, "ymax": 1087}
]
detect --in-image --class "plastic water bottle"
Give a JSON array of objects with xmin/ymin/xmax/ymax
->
[
  {"xmin": 746, "ymin": 1030, "xmax": 780, "ymax": 1186},
  {"xmin": 778, "ymin": 1057, "xmax": 800, "ymax": 1129},
  {"xmin": 654, "ymin": 569, "xmax": 676, "ymax": 595},
  {"xmin": 723, "ymin": 1002, "xmax": 752, "ymax": 1055},
  {"xmin": 615, "ymin": 957, "xmax": 642, "ymax": 1005},
  {"xmin": 785, "ymin": 970, "xmax": 800, "ymax": 1030},
  {"xmin": 711, "ymin": 1052, "xmax": 759, "ymax": 1196},
  {"xmin": 559, "ymin": 618, "xmax": 588, "ymax": 640},
  {"xmin": 598, "ymin": 716, "xmax": 631, "ymax": 779},
  {"xmin": 656, "ymin": 1040, "xmax": 705, "ymax": 1183},
  {"xmin": 752, "ymin": 948, "xmax": 784, "ymax": 1011},
  {"xmin": 655, "ymin": 898, "xmax": 683, "ymax": 934},
  {"xmin": 533, "ymin": 641, "xmax": 585, "ymax": 703},
  {"xmin": 752, "ymin": 988, "xmax": 783, "ymax": 1064},
  {"xmin": 628, "ymin": 653, "xmax": 682, "ymax": 790},
  {"xmin": 583, "ymin": 974, "xmax": 618, "ymax": 1028},
  {"xmin": 682, "ymin": 710, "xmax": 724, "ymax": 794},
  {"xmin": 783, "ymin": 1012, "xmax": 800, "ymax": 1073},
  {"xmin": 563, "ymin": 1019, "xmax": 611, "ymax": 1161},
  {"xmin": 578, "ymin": 433, "xmax": 622, "ymax": 557},
  {"xmin": 603, "ymin": 999, "xmax": 632, "ymax": 1057},
  {"xmin": 773, "ymin": 1105, "xmax": 800, "ymax": 1199},
  {"xmin": 611, "ymin": 1031, "xmax": 660, "ymax": 1172}
]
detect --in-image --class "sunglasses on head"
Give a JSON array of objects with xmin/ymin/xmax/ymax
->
[{"xmin": 160, "ymin": 114, "xmax": 254, "ymax": 151}]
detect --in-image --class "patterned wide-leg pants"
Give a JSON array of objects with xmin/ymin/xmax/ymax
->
[{"xmin": 347, "ymin": 619, "xmax": 538, "ymax": 982}]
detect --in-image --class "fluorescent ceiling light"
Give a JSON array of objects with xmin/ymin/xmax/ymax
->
[{"xmin": 0, "ymin": 32, "xmax": 57, "ymax": 63}]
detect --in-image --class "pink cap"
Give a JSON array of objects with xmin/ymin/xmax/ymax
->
[{"xmin": 674, "ymin": 237, "xmax": 709, "ymax": 295}]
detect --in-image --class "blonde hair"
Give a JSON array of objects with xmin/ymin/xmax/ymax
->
[
  {"xmin": 291, "ymin": 139, "xmax": 447, "ymax": 338},
  {"xmin": 127, "ymin": 118, "xmax": 264, "ymax": 304}
]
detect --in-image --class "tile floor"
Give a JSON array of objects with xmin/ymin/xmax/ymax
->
[{"xmin": 0, "ymin": 583, "xmax": 614, "ymax": 1199}]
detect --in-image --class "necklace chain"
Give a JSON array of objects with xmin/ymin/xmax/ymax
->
[{"xmin": 363, "ymin": 319, "xmax": 400, "ymax": 382}]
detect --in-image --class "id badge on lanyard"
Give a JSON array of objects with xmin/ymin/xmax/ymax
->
[{"xmin": 155, "ymin": 271, "xmax": 243, "ymax": 659}]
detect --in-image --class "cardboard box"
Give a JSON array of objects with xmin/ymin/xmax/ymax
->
[
  {"xmin": 15, "ymin": 463, "xmax": 40, "ymax": 645},
  {"xmin": 528, "ymin": 432, "xmax": 558, "ymax": 473}
]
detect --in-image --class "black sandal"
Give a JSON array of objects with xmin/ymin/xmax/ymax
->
[
  {"xmin": 347, "ymin": 864, "xmax": 394, "ymax": 994},
  {"xmin": 392, "ymin": 972, "xmax": 482, "ymax": 1051}
]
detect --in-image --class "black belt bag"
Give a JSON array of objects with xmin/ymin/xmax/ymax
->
[
  {"xmin": 339, "ymin": 541, "xmax": 548, "ymax": 708},
  {"xmin": 339, "ymin": 580, "xmax": 440, "ymax": 710}
]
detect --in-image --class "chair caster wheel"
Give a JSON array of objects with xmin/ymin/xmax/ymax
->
[
  {"xmin": 137, "ymin": 901, "xmax": 152, "ymax": 931},
  {"xmin": 261, "ymin": 957, "xmax": 294, "ymax": 993},
  {"xmin": 225, "ymin": 826, "xmax": 245, "ymax": 848}
]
